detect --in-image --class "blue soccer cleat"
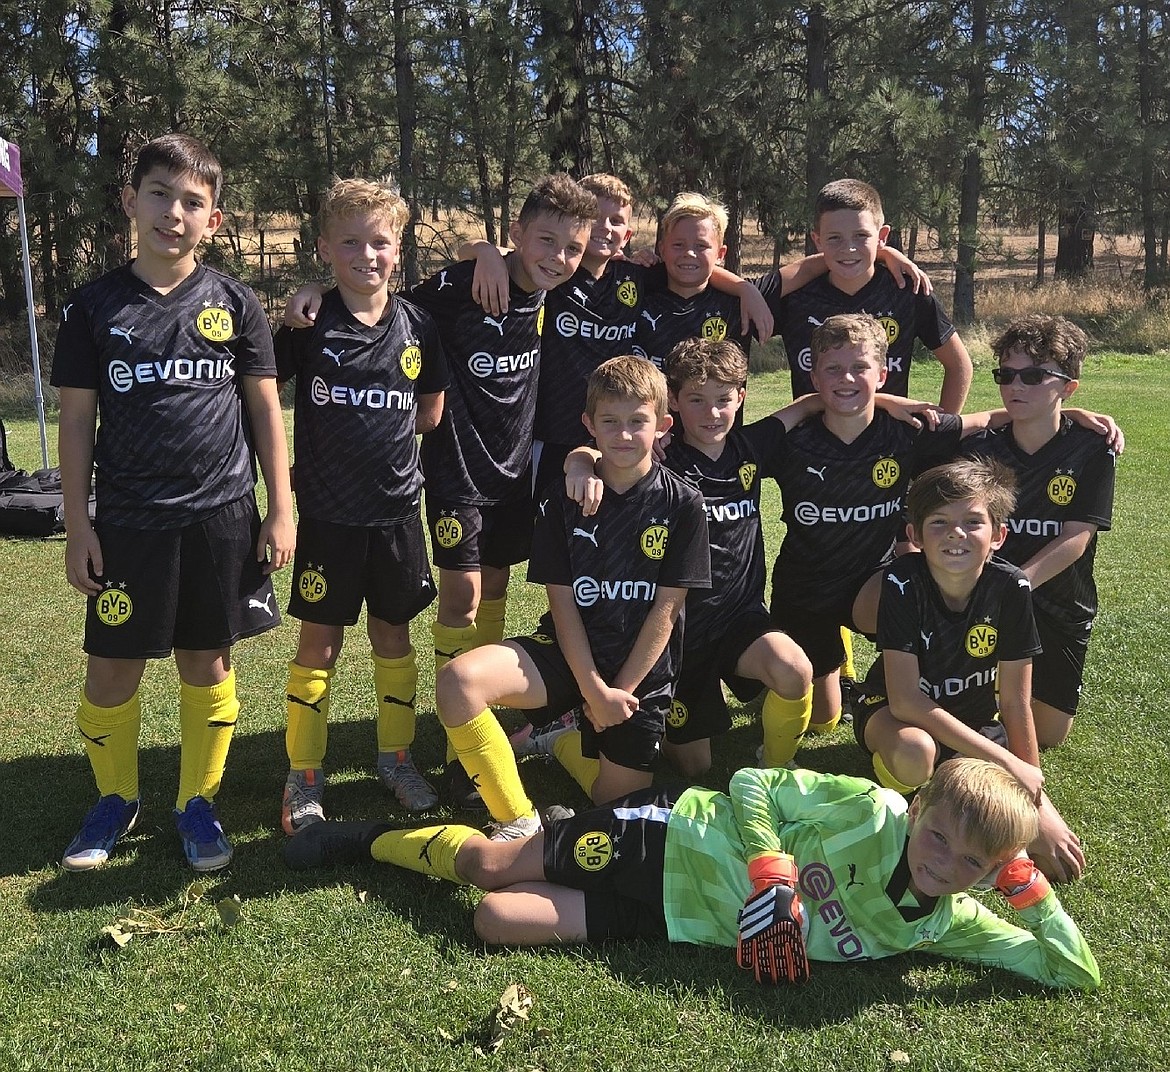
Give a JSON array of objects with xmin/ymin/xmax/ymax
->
[
  {"xmin": 61, "ymin": 794, "xmax": 141, "ymax": 871},
  {"xmin": 175, "ymin": 796, "xmax": 234, "ymax": 872}
]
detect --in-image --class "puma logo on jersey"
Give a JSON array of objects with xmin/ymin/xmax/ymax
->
[
  {"xmin": 571, "ymin": 286, "xmax": 589, "ymax": 303},
  {"xmin": 641, "ymin": 310, "xmax": 662, "ymax": 331},
  {"xmin": 573, "ymin": 525, "xmax": 599, "ymax": 547},
  {"xmin": 920, "ymin": 630, "xmax": 933, "ymax": 650},
  {"xmin": 437, "ymin": 271, "xmax": 452, "ymax": 290},
  {"xmin": 887, "ymin": 573, "xmax": 910, "ymax": 595},
  {"xmin": 248, "ymin": 594, "xmax": 275, "ymax": 616},
  {"xmin": 109, "ymin": 326, "xmax": 134, "ymax": 343},
  {"xmin": 846, "ymin": 863, "xmax": 864, "ymax": 889},
  {"xmin": 483, "ymin": 314, "xmax": 507, "ymax": 335},
  {"xmin": 322, "ymin": 347, "xmax": 344, "ymax": 366},
  {"xmin": 807, "ymin": 315, "xmax": 826, "ymax": 327},
  {"xmin": 806, "ymin": 465, "xmax": 827, "ymax": 481}
]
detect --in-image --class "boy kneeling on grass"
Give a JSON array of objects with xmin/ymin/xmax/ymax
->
[{"xmin": 283, "ymin": 756, "xmax": 1099, "ymax": 991}]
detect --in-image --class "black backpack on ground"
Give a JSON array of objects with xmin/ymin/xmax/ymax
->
[{"xmin": 0, "ymin": 417, "xmax": 95, "ymax": 537}]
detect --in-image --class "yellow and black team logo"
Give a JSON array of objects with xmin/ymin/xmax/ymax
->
[
  {"xmin": 878, "ymin": 315, "xmax": 900, "ymax": 346},
  {"xmin": 700, "ymin": 315, "xmax": 728, "ymax": 341},
  {"xmin": 400, "ymin": 344, "xmax": 422, "ymax": 380},
  {"xmin": 966, "ymin": 623, "xmax": 998, "ymax": 659},
  {"xmin": 298, "ymin": 567, "xmax": 328, "ymax": 604},
  {"xmin": 573, "ymin": 831, "xmax": 614, "ymax": 872},
  {"xmin": 668, "ymin": 698, "xmax": 689, "ymax": 729},
  {"xmin": 873, "ymin": 456, "xmax": 900, "ymax": 489},
  {"xmin": 1048, "ymin": 471, "xmax": 1076, "ymax": 506},
  {"xmin": 95, "ymin": 587, "xmax": 133, "ymax": 627},
  {"xmin": 536, "ymin": 305, "xmax": 545, "ymax": 336},
  {"xmin": 640, "ymin": 522, "xmax": 669, "ymax": 560},
  {"xmin": 196, "ymin": 306, "xmax": 234, "ymax": 342},
  {"xmin": 617, "ymin": 280, "xmax": 638, "ymax": 308},
  {"xmin": 529, "ymin": 631, "xmax": 555, "ymax": 645},
  {"xmin": 434, "ymin": 514, "xmax": 464, "ymax": 549},
  {"xmin": 738, "ymin": 462, "xmax": 757, "ymax": 492}
]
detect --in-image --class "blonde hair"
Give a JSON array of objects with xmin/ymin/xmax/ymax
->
[
  {"xmin": 814, "ymin": 178, "xmax": 885, "ymax": 229},
  {"xmin": 318, "ymin": 178, "xmax": 409, "ymax": 238},
  {"xmin": 810, "ymin": 313, "xmax": 889, "ymax": 370},
  {"xmin": 585, "ymin": 356, "xmax": 668, "ymax": 419},
  {"xmin": 993, "ymin": 314, "xmax": 1088, "ymax": 379},
  {"xmin": 659, "ymin": 192, "xmax": 728, "ymax": 247},
  {"xmin": 664, "ymin": 338, "xmax": 747, "ymax": 395},
  {"xmin": 581, "ymin": 173, "xmax": 633, "ymax": 209},
  {"xmin": 906, "ymin": 458, "xmax": 1018, "ymax": 533},
  {"xmin": 915, "ymin": 758, "xmax": 1039, "ymax": 859}
]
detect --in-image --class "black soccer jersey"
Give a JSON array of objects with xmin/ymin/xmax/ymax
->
[
  {"xmin": 410, "ymin": 258, "xmax": 544, "ymax": 504},
  {"xmin": 664, "ymin": 417, "xmax": 787, "ymax": 646},
  {"xmin": 535, "ymin": 260, "xmax": 648, "ymax": 447},
  {"xmin": 963, "ymin": 419, "xmax": 1115, "ymax": 627},
  {"xmin": 770, "ymin": 411, "xmax": 964, "ymax": 609},
  {"xmin": 633, "ymin": 285, "xmax": 750, "ymax": 371},
  {"xmin": 51, "ymin": 263, "xmax": 276, "ymax": 529},
  {"xmin": 873, "ymin": 554, "xmax": 1041, "ymax": 729},
  {"xmin": 274, "ymin": 288, "xmax": 448, "ymax": 525},
  {"xmin": 757, "ymin": 265, "xmax": 955, "ymax": 399},
  {"xmin": 528, "ymin": 463, "xmax": 710, "ymax": 692}
]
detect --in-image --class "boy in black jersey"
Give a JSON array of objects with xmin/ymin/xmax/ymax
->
[
  {"xmin": 962, "ymin": 316, "xmax": 1116, "ymax": 749},
  {"xmin": 52, "ymin": 134, "xmax": 295, "ymax": 873},
  {"xmin": 434, "ymin": 357, "xmax": 709, "ymax": 838},
  {"xmin": 275, "ymin": 179, "xmax": 449, "ymax": 831},
  {"xmin": 854, "ymin": 459, "xmax": 1086, "ymax": 882},
  {"xmin": 758, "ymin": 179, "xmax": 973, "ymax": 413}
]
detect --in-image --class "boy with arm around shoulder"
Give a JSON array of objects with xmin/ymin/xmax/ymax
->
[
  {"xmin": 275, "ymin": 179, "xmax": 449, "ymax": 831},
  {"xmin": 53, "ymin": 133, "xmax": 294, "ymax": 873}
]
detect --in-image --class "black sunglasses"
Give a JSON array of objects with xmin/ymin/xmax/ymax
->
[{"xmin": 992, "ymin": 366, "xmax": 1074, "ymax": 386}]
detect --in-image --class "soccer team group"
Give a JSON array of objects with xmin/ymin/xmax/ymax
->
[{"xmin": 49, "ymin": 132, "xmax": 1112, "ymax": 989}]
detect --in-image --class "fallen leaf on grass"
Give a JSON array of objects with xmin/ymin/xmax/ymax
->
[
  {"xmin": 478, "ymin": 983, "xmax": 534, "ymax": 1057},
  {"xmin": 889, "ymin": 1051, "xmax": 911, "ymax": 1065},
  {"xmin": 101, "ymin": 882, "xmax": 243, "ymax": 949},
  {"xmin": 216, "ymin": 896, "xmax": 243, "ymax": 927},
  {"xmin": 444, "ymin": 980, "xmax": 459, "ymax": 991}
]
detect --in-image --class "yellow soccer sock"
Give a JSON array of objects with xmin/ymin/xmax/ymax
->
[
  {"xmin": 446, "ymin": 711, "xmax": 534, "ymax": 823},
  {"xmin": 285, "ymin": 662, "xmax": 333, "ymax": 770},
  {"xmin": 840, "ymin": 627, "xmax": 856, "ymax": 681},
  {"xmin": 475, "ymin": 596, "xmax": 508, "ymax": 647},
  {"xmin": 873, "ymin": 753, "xmax": 923, "ymax": 796},
  {"xmin": 761, "ymin": 688, "xmax": 813, "ymax": 767},
  {"xmin": 78, "ymin": 692, "xmax": 141, "ymax": 801},
  {"xmin": 177, "ymin": 670, "xmax": 240, "ymax": 808},
  {"xmin": 552, "ymin": 730, "xmax": 600, "ymax": 797},
  {"xmin": 370, "ymin": 823, "xmax": 480, "ymax": 884},
  {"xmin": 432, "ymin": 621, "xmax": 478, "ymax": 674},
  {"xmin": 806, "ymin": 710, "xmax": 842, "ymax": 736},
  {"xmin": 373, "ymin": 649, "xmax": 418, "ymax": 754}
]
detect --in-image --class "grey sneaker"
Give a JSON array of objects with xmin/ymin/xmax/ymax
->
[
  {"xmin": 512, "ymin": 708, "xmax": 579, "ymax": 757},
  {"xmin": 377, "ymin": 749, "xmax": 439, "ymax": 812},
  {"xmin": 487, "ymin": 810, "xmax": 542, "ymax": 842},
  {"xmin": 756, "ymin": 744, "xmax": 798, "ymax": 771},
  {"xmin": 282, "ymin": 768, "xmax": 325, "ymax": 835}
]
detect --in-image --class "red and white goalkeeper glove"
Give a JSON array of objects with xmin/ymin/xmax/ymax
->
[
  {"xmin": 995, "ymin": 855, "xmax": 1052, "ymax": 911},
  {"xmin": 736, "ymin": 852, "xmax": 810, "ymax": 984}
]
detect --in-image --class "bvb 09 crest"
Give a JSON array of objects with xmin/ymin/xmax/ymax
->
[
  {"xmin": 668, "ymin": 698, "xmax": 689, "ymax": 729},
  {"xmin": 196, "ymin": 307, "xmax": 234, "ymax": 342},
  {"xmin": 573, "ymin": 831, "xmax": 614, "ymax": 872},
  {"xmin": 641, "ymin": 522, "xmax": 669, "ymax": 559},
  {"xmin": 700, "ymin": 315, "xmax": 728, "ymax": 341},
  {"xmin": 96, "ymin": 587, "xmax": 133, "ymax": 626},
  {"xmin": 400, "ymin": 344, "xmax": 422, "ymax": 380},
  {"xmin": 738, "ymin": 462, "xmax": 757, "ymax": 491},
  {"xmin": 617, "ymin": 280, "xmax": 638, "ymax": 308},
  {"xmin": 298, "ymin": 566, "xmax": 328, "ymax": 603},
  {"xmin": 872, "ymin": 456, "xmax": 900, "ymax": 489},
  {"xmin": 966, "ymin": 622, "xmax": 998, "ymax": 658},
  {"xmin": 1048, "ymin": 471, "xmax": 1076, "ymax": 505}
]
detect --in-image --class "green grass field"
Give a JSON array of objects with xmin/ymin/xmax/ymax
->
[{"xmin": 1, "ymin": 358, "xmax": 1168, "ymax": 1072}]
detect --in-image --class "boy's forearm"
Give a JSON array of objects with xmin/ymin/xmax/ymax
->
[
  {"xmin": 935, "ymin": 335, "xmax": 973, "ymax": 414},
  {"xmin": 770, "ymin": 392, "xmax": 823, "ymax": 430},
  {"xmin": 775, "ymin": 253, "xmax": 828, "ymax": 294},
  {"xmin": 547, "ymin": 585, "xmax": 607, "ymax": 699},
  {"xmin": 1020, "ymin": 524, "xmax": 1096, "ymax": 589},
  {"xmin": 998, "ymin": 662, "xmax": 1041, "ymax": 767},
  {"xmin": 611, "ymin": 587, "xmax": 686, "ymax": 694}
]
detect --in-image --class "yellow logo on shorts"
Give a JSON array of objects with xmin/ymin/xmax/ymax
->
[
  {"xmin": 434, "ymin": 514, "xmax": 464, "ymax": 549},
  {"xmin": 872, "ymin": 457, "xmax": 900, "ymax": 489},
  {"xmin": 298, "ymin": 567, "xmax": 328, "ymax": 603},
  {"xmin": 878, "ymin": 316, "xmax": 900, "ymax": 345},
  {"xmin": 700, "ymin": 315, "xmax": 728, "ymax": 341},
  {"xmin": 640, "ymin": 522, "xmax": 669, "ymax": 560},
  {"xmin": 573, "ymin": 831, "xmax": 614, "ymax": 872},
  {"xmin": 668, "ymin": 698, "xmax": 689, "ymax": 729},
  {"xmin": 196, "ymin": 307, "xmax": 234, "ymax": 342},
  {"xmin": 1048, "ymin": 471, "xmax": 1076, "ymax": 506},
  {"xmin": 529, "ymin": 631, "xmax": 555, "ymax": 645},
  {"xmin": 738, "ymin": 462, "xmax": 757, "ymax": 491},
  {"xmin": 400, "ymin": 345, "xmax": 422, "ymax": 380},
  {"xmin": 617, "ymin": 280, "xmax": 638, "ymax": 308},
  {"xmin": 966, "ymin": 622, "xmax": 998, "ymax": 658},
  {"xmin": 537, "ymin": 305, "xmax": 545, "ymax": 336},
  {"xmin": 95, "ymin": 586, "xmax": 133, "ymax": 626}
]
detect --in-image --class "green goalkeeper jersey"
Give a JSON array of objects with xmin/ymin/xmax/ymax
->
[{"xmin": 661, "ymin": 767, "xmax": 1099, "ymax": 989}]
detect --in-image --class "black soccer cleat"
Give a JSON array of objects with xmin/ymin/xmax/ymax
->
[{"xmin": 282, "ymin": 820, "xmax": 392, "ymax": 870}]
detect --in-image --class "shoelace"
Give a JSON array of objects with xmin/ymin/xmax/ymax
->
[
  {"xmin": 81, "ymin": 797, "xmax": 130, "ymax": 839},
  {"xmin": 179, "ymin": 802, "xmax": 223, "ymax": 843}
]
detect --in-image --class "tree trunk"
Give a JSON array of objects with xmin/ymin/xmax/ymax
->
[
  {"xmin": 393, "ymin": 0, "xmax": 420, "ymax": 285},
  {"xmin": 953, "ymin": 0, "xmax": 987, "ymax": 327},
  {"xmin": 804, "ymin": 3, "xmax": 829, "ymax": 254},
  {"xmin": 1054, "ymin": 200, "xmax": 1095, "ymax": 278}
]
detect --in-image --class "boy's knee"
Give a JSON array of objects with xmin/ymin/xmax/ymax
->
[
  {"xmin": 434, "ymin": 662, "xmax": 469, "ymax": 724},
  {"xmin": 473, "ymin": 895, "xmax": 510, "ymax": 945},
  {"xmin": 668, "ymin": 749, "xmax": 710, "ymax": 779}
]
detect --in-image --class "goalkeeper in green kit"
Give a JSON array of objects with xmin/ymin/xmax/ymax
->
[{"xmin": 283, "ymin": 757, "xmax": 1099, "ymax": 990}]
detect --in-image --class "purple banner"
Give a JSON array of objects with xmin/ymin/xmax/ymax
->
[{"xmin": 0, "ymin": 138, "xmax": 22, "ymax": 198}]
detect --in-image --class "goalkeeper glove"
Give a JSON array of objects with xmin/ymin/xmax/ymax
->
[
  {"xmin": 995, "ymin": 855, "xmax": 1051, "ymax": 911},
  {"xmin": 736, "ymin": 852, "xmax": 810, "ymax": 984}
]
